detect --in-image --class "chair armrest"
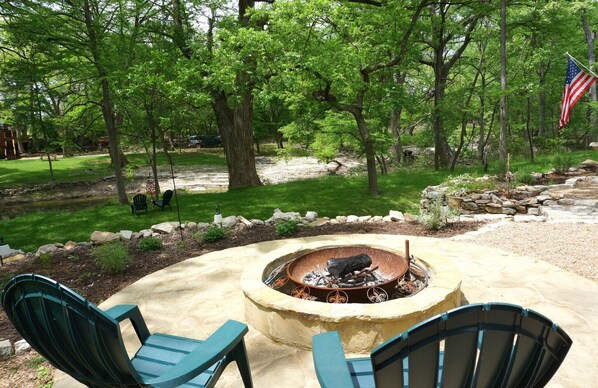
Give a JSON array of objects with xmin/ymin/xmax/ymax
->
[
  {"xmin": 104, "ymin": 304, "xmax": 151, "ymax": 342},
  {"xmin": 145, "ymin": 320, "xmax": 249, "ymax": 387},
  {"xmin": 312, "ymin": 331, "xmax": 355, "ymax": 388}
]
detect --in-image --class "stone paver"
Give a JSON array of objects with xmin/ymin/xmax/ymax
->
[{"xmin": 55, "ymin": 235, "xmax": 598, "ymax": 388}]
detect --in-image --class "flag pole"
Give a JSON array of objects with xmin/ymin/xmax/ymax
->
[{"xmin": 565, "ymin": 52, "xmax": 598, "ymax": 78}]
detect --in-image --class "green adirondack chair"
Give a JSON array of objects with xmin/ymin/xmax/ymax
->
[
  {"xmin": 2, "ymin": 274, "xmax": 253, "ymax": 388},
  {"xmin": 131, "ymin": 193, "xmax": 148, "ymax": 215},
  {"xmin": 152, "ymin": 190, "xmax": 173, "ymax": 210},
  {"xmin": 313, "ymin": 303, "xmax": 572, "ymax": 388}
]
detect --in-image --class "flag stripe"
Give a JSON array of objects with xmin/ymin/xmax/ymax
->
[{"xmin": 559, "ymin": 57, "xmax": 597, "ymax": 129}]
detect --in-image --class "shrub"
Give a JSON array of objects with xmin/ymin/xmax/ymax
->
[
  {"xmin": 552, "ymin": 153, "xmax": 574, "ymax": 174},
  {"xmin": 138, "ymin": 236, "xmax": 163, "ymax": 251},
  {"xmin": 202, "ymin": 226, "xmax": 226, "ymax": 243},
  {"xmin": 418, "ymin": 196, "xmax": 459, "ymax": 230},
  {"xmin": 92, "ymin": 242, "xmax": 131, "ymax": 273},
  {"xmin": 275, "ymin": 220, "xmax": 298, "ymax": 237},
  {"xmin": 515, "ymin": 171, "xmax": 535, "ymax": 185},
  {"xmin": 39, "ymin": 252, "xmax": 52, "ymax": 269}
]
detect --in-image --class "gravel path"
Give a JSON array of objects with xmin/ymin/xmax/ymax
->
[{"xmin": 454, "ymin": 221, "xmax": 598, "ymax": 282}]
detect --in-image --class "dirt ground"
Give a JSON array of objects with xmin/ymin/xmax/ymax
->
[{"xmin": 0, "ymin": 220, "xmax": 484, "ymax": 387}]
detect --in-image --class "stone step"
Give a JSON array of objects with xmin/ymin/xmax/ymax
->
[{"xmin": 540, "ymin": 204, "xmax": 598, "ymax": 223}]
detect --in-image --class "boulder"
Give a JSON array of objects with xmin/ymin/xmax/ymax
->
[
  {"xmin": 90, "ymin": 231, "xmax": 120, "ymax": 244},
  {"xmin": 461, "ymin": 201, "xmax": 479, "ymax": 211},
  {"xmin": 310, "ymin": 218, "xmax": 329, "ymax": 227},
  {"xmin": 119, "ymin": 230, "xmax": 133, "ymax": 240},
  {"xmin": 64, "ymin": 241, "xmax": 78, "ymax": 250},
  {"xmin": 388, "ymin": 210, "xmax": 405, "ymax": 221},
  {"xmin": 336, "ymin": 216, "xmax": 348, "ymax": 223},
  {"xmin": 250, "ymin": 219, "xmax": 265, "ymax": 226},
  {"xmin": 14, "ymin": 339, "xmax": 30, "ymax": 354},
  {"xmin": 237, "ymin": 216, "xmax": 253, "ymax": 227},
  {"xmin": 221, "ymin": 216, "xmax": 239, "ymax": 228},
  {"xmin": 272, "ymin": 209, "xmax": 301, "ymax": 222},
  {"xmin": 151, "ymin": 222, "xmax": 180, "ymax": 234},
  {"xmin": 346, "ymin": 215, "xmax": 359, "ymax": 223},
  {"xmin": 36, "ymin": 243, "xmax": 59, "ymax": 256},
  {"xmin": 304, "ymin": 211, "xmax": 318, "ymax": 222},
  {"xmin": 358, "ymin": 215, "xmax": 372, "ymax": 222},
  {"xmin": 0, "ymin": 340, "xmax": 13, "ymax": 360}
]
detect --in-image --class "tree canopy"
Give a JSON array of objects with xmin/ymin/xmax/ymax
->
[{"xmin": 1, "ymin": 0, "xmax": 597, "ymax": 195}]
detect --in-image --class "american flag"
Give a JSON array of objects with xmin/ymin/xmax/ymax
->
[{"xmin": 559, "ymin": 57, "xmax": 597, "ymax": 128}]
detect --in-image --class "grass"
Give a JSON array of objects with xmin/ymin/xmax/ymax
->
[
  {"xmin": 1, "ymin": 148, "xmax": 595, "ymax": 252},
  {"xmin": 1, "ymin": 168, "xmax": 448, "ymax": 252}
]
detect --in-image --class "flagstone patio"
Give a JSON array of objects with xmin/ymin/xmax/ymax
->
[{"xmin": 54, "ymin": 234, "xmax": 598, "ymax": 388}]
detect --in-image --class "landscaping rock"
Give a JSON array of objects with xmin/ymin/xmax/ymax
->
[
  {"xmin": 0, "ymin": 340, "xmax": 13, "ymax": 360},
  {"xmin": 151, "ymin": 222, "xmax": 180, "ymax": 234},
  {"xmin": 120, "ymin": 230, "xmax": 133, "ymax": 240},
  {"xmin": 140, "ymin": 229, "xmax": 153, "ymax": 238},
  {"xmin": 186, "ymin": 222, "xmax": 198, "ymax": 233},
  {"xmin": 250, "ymin": 219, "xmax": 265, "ymax": 226},
  {"xmin": 310, "ymin": 218, "xmax": 329, "ymax": 227},
  {"xmin": 90, "ymin": 231, "xmax": 120, "ymax": 244},
  {"xmin": 196, "ymin": 222, "xmax": 211, "ymax": 230},
  {"xmin": 221, "ymin": 216, "xmax": 239, "ymax": 228},
  {"xmin": 347, "ymin": 215, "xmax": 359, "ymax": 223},
  {"xmin": 0, "ymin": 244, "xmax": 22, "ymax": 258},
  {"xmin": 14, "ymin": 339, "xmax": 30, "ymax": 354},
  {"xmin": 305, "ymin": 211, "xmax": 318, "ymax": 222},
  {"xmin": 36, "ymin": 244, "xmax": 59, "ymax": 256},
  {"xmin": 388, "ymin": 210, "xmax": 404, "ymax": 221},
  {"xmin": 336, "ymin": 216, "xmax": 347, "ymax": 223},
  {"xmin": 64, "ymin": 241, "xmax": 78, "ymax": 250},
  {"xmin": 237, "ymin": 216, "xmax": 253, "ymax": 227},
  {"xmin": 272, "ymin": 208, "xmax": 301, "ymax": 222}
]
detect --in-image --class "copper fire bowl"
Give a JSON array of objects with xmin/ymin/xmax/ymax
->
[{"xmin": 286, "ymin": 246, "xmax": 409, "ymax": 302}]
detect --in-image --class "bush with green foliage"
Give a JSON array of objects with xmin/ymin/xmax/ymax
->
[
  {"xmin": 515, "ymin": 171, "xmax": 535, "ymax": 185},
  {"xmin": 275, "ymin": 220, "xmax": 298, "ymax": 237},
  {"xmin": 201, "ymin": 226, "xmax": 226, "ymax": 243},
  {"xmin": 138, "ymin": 236, "xmax": 163, "ymax": 251},
  {"xmin": 92, "ymin": 242, "xmax": 131, "ymax": 273},
  {"xmin": 418, "ymin": 197, "xmax": 459, "ymax": 230},
  {"xmin": 39, "ymin": 252, "xmax": 52, "ymax": 269},
  {"xmin": 552, "ymin": 153, "xmax": 575, "ymax": 174}
]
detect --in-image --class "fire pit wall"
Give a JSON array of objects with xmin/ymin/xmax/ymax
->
[{"xmin": 241, "ymin": 244, "xmax": 462, "ymax": 353}]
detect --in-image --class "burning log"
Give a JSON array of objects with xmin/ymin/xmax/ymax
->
[{"xmin": 326, "ymin": 254, "xmax": 372, "ymax": 278}]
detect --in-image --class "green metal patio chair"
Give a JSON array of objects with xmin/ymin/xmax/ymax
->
[
  {"xmin": 1, "ymin": 274, "xmax": 253, "ymax": 388},
  {"xmin": 152, "ymin": 190, "xmax": 173, "ymax": 210},
  {"xmin": 131, "ymin": 193, "xmax": 148, "ymax": 215},
  {"xmin": 312, "ymin": 302, "xmax": 572, "ymax": 388}
]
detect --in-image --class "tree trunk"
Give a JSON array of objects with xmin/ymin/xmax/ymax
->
[
  {"xmin": 538, "ymin": 61, "xmax": 547, "ymax": 138},
  {"xmin": 213, "ymin": 90, "xmax": 262, "ymax": 189},
  {"xmin": 499, "ymin": 0, "xmax": 508, "ymax": 164},
  {"xmin": 526, "ymin": 95, "xmax": 535, "ymax": 162},
  {"xmin": 83, "ymin": 0, "xmax": 128, "ymax": 204},
  {"xmin": 351, "ymin": 108, "xmax": 379, "ymax": 194}
]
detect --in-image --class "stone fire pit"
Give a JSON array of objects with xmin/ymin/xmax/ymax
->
[{"xmin": 241, "ymin": 242, "xmax": 462, "ymax": 353}]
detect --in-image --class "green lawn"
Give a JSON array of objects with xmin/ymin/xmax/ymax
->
[
  {"xmin": 1, "ymin": 169, "xmax": 449, "ymax": 252},
  {"xmin": 1, "ymin": 148, "xmax": 595, "ymax": 252}
]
